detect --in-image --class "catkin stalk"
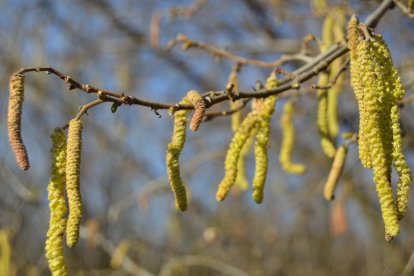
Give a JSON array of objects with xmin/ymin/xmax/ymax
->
[
  {"xmin": 45, "ymin": 128, "xmax": 68, "ymax": 275},
  {"xmin": 66, "ymin": 119, "xmax": 83, "ymax": 247},
  {"xmin": 8, "ymin": 73, "xmax": 30, "ymax": 170}
]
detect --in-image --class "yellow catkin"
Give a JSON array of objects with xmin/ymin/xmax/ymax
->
[
  {"xmin": 317, "ymin": 72, "xmax": 336, "ymax": 158},
  {"xmin": 186, "ymin": 90, "xmax": 206, "ymax": 132},
  {"xmin": 8, "ymin": 73, "xmax": 30, "ymax": 170},
  {"xmin": 252, "ymin": 74, "xmax": 278, "ymax": 203},
  {"xmin": 227, "ymin": 65, "xmax": 251, "ymax": 191},
  {"xmin": 279, "ymin": 100, "xmax": 306, "ymax": 174},
  {"xmin": 348, "ymin": 24, "xmax": 412, "ymax": 239},
  {"xmin": 391, "ymin": 106, "xmax": 412, "ymax": 220},
  {"xmin": 166, "ymin": 98, "xmax": 191, "ymax": 211},
  {"xmin": 216, "ymin": 112, "xmax": 260, "ymax": 201},
  {"xmin": 235, "ymin": 132, "xmax": 256, "ymax": 191},
  {"xmin": 45, "ymin": 128, "xmax": 68, "ymax": 276},
  {"xmin": 348, "ymin": 16, "xmax": 372, "ymax": 169},
  {"xmin": 66, "ymin": 119, "xmax": 83, "ymax": 247},
  {"xmin": 323, "ymin": 145, "xmax": 347, "ymax": 201},
  {"xmin": 0, "ymin": 230, "xmax": 11, "ymax": 276}
]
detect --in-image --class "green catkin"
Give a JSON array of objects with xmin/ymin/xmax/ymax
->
[
  {"xmin": 228, "ymin": 65, "xmax": 251, "ymax": 190},
  {"xmin": 279, "ymin": 100, "xmax": 306, "ymax": 174},
  {"xmin": 252, "ymin": 74, "xmax": 278, "ymax": 203},
  {"xmin": 66, "ymin": 119, "xmax": 83, "ymax": 247},
  {"xmin": 166, "ymin": 97, "xmax": 191, "ymax": 211},
  {"xmin": 216, "ymin": 112, "xmax": 260, "ymax": 201},
  {"xmin": 348, "ymin": 16, "xmax": 372, "ymax": 169},
  {"xmin": 389, "ymin": 59, "xmax": 412, "ymax": 220},
  {"xmin": 186, "ymin": 90, "xmax": 206, "ymax": 132},
  {"xmin": 391, "ymin": 106, "xmax": 412, "ymax": 220},
  {"xmin": 317, "ymin": 72, "xmax": 336, "ymax": 158},
  {"xmin": 323, "ymin": 145, "xmax": 347, "ymax": 201},
  {"xmin": 348, "ymin": 21, "xmax": 413, "ymax": 239},
  {"xmin": 8, "ymin": 73, "xmax": 30, "ymax": 170},
  {"xmin": 45, "ymin": 128, "xmax": 68, "ymax": 276}
]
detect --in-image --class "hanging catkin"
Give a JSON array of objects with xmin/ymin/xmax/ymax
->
[
  {"xmin": 252, "ymin": 74, "xmax": 278, "ymax": 203},
  {"xmin": 323, "ymin": 145, "xmax": 347, "ymax": 201},
  {"xmin": 227, "ymin": 64, "xmax": 251, "ymax": 190},
  {"xmin": 45, "ymin": 128, "xmax": 68, "ymax": 276},
  {"xmin": 216, "ymin": 112, "xmax": 259, "ymax": 201},
  {"xmin": 8, "ymin": 73, "xmax": 30, "ymax": 170},
  {"xmin": 279, "ymin": 100, "xmax": 306, "ymax": 174},
  {"xmin": 349, "ymin": 18, "xmax": 412, "ymax": 240},
  {"xmin": 166, "ymin": 97, "xmax": 191, "ymax": 211},
  {"xmin": 66, "ymin": 119, "xmax": 83, "ymax": 247}
]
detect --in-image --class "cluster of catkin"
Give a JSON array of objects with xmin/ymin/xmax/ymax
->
[
  {"xmin": 217, "ymin": 74, "xmax": 278, "ymax": 203},
  {"xmin": 7, "ymin": 73, "xmax": 84, "ymax": 273},
  {"xmin": 348, "ymin": 16, "xmax": 412, "ymax": 240},
  {"xmin": 45, "ymin": 120, "xmax": 83, "ymax": 275},
  {"xmin": 317, "ymin": 7, "xmax": 346, "ymax": 158}
]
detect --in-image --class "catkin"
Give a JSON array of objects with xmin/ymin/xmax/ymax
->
[
  {"xmin": 317, "ymin": 71, "xmax": 336, "ymax": 158},
  {"xmin": 216, "ymin": 112, "xmax": 259, "ymax": 201},
  {"xmin": 66, "ymin": 119, "xmax": 83, "ymax": 247},
  {"xmin": 348, "ymin": 16, "xmax": 372, "ymax": 169},
  {"xmin": 166, "ymin": 98, "xmax": 191, "ymax": 211},
  {"xmin": 227, "ymin": 65, "xmax": 251, "ymax": 191},
  {"xmin": 187, "ymin": 90, "xmax": 206, "ymax": 132},
  {"xmin": 391, "ymin": 106, "xmax": 412, "ymax": 220},
  {"xmin": 279, "ymin": 100, "xmax": 306, "ymax": 174},
  {"xmin": 45, "ymin": 128, "xmax": 68, "ymax": 276},
  {"xmin": 348, "ymin": 21, "xmax": 413, "ymax": 239},
  {"xmin": 8, "ymin": 73, "xmax": 30, "ymax": 170},
  {"xmin": 323, "ymin": 145, "xmax": 347, "ymax": 201},
  {"xmin": 252, "ymin": 74, "xmax": 278, "ymax": 203}
]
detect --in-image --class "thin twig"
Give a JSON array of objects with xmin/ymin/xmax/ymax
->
[
  {"xmin": 167, "ymin": 34, "xmax": 312, "ymax": 68},
  {"xmin": 203, "ymin": 99, "xmax": 250, "ymax": 122},
  {"xmin": 150, "ymin": 0, "xmax": 207, "ymax": 48},
  {"xmin": 394, "ymin": 0, "xmax": 414, "ymax": 19},
  {"xmin": 311, "ymin": 58, "xmax": 350, "ymax": 89}
]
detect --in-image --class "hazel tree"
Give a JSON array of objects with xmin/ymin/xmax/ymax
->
[{"xmin": 4, "ymin": 0, "xmax": 414, "ymax": 275}]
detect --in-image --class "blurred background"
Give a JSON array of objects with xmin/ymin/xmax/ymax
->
[{"xmin": 1, "ymin": 0, "xmax": 414, "ymax": 275}]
